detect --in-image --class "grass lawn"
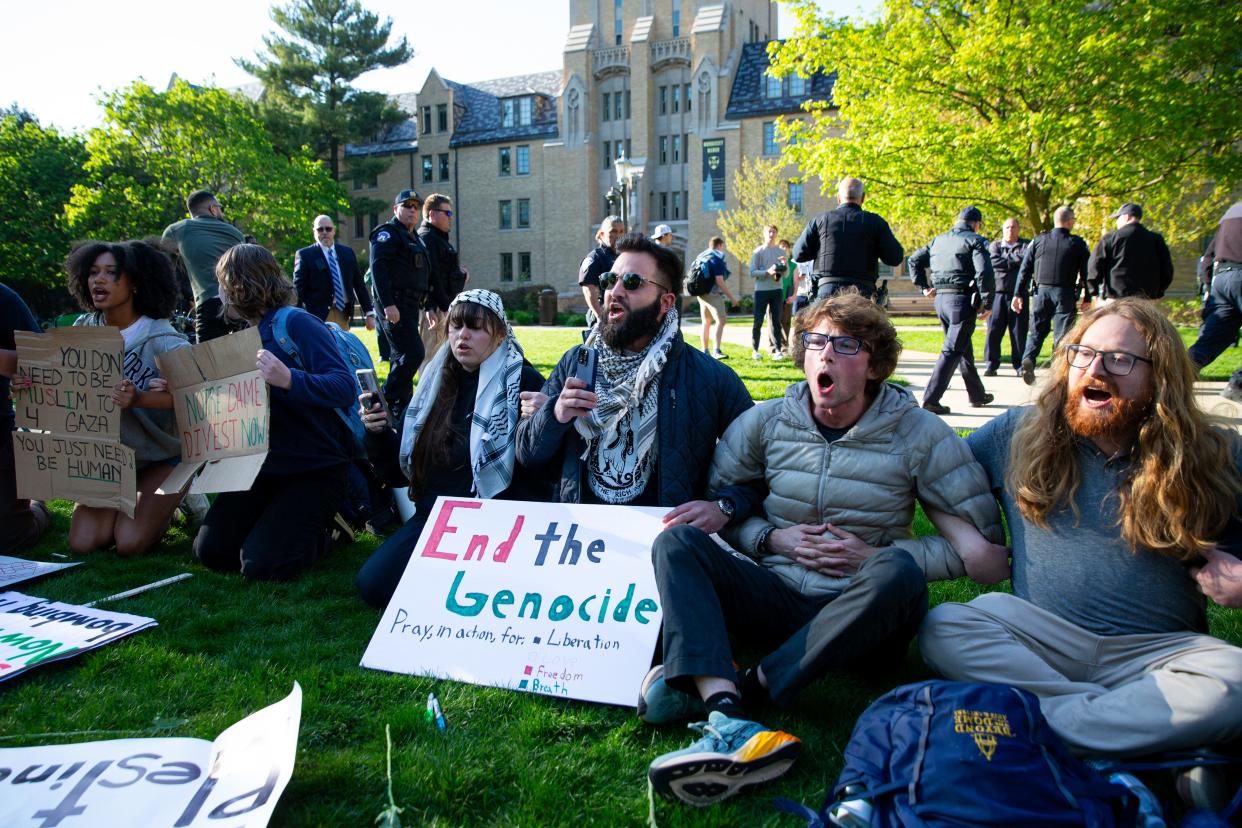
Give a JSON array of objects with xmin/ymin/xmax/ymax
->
[{"xmin": 6, "ymin": 325, "xmax": 1239, "ymax": 826}]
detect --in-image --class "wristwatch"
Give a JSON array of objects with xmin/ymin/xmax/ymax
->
[{"xmin": 715, "ymin": 497, "xmax": 736, "ymax": 523}]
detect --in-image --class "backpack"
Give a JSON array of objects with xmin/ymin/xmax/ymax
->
[
  {"xmin": 776, "ymin": 681, "xmax": 1138, "ymax": 828},
  {"xmin": 268, "ymin": 306, "xmax": 370, "ymax": 458},
  {"xmin": 686, "ymin": 255, "xmax": 715, "ymax": 297}
]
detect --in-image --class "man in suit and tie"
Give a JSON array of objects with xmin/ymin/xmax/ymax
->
[{"xmin": 293, "ymin": 215, "xmax": 376, "ymax": 330}]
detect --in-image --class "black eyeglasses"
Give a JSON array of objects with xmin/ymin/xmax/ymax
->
[
  {"xmin": 1065, "ymin": 344, "xmax": 1151, "ymax": 376},
  {"xmin": 600, "ymin": 271, "xmax": 670, "ymax": 293},
  {"xmin": 800, "ymin": 332, "xmax": 867, "ymax": 355}
]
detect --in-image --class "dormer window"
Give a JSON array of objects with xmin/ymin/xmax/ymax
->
[{"xmin": 501, "ymin": 96, "xmax": 534, "ymax": 127}]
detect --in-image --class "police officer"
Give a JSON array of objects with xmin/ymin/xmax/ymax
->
[
  {"xmin": 1086, "ymin": 202, "xmax": 1174, "ymax": 300},
  {"xmin": 371, "ymin": 189, "xmax": 442, "ymax": 416},
  {"xmin": 791, "ymin": 176, "xmax": 904, "ymax": 300},
  {"xmin": 908, "ymin": 205, "xmax": 995, "ymax": 415},
  {"xmin": 1014, "ymin": 205, "xmax": 1091, "ymax": 385},
  {"xmin": 983, "ymin": 218, "xmax": 1029, "ymax": 377},
  {"xmin": 1189, "ymin": 201, "xmax": 1242, "ymax": 401}
]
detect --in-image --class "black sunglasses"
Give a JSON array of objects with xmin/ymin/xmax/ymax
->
[
  {"xmin": 600, "ymin": 271, "xmax": 670, "ymax": 293},
  {"xmin": 433, "ymin": 208, "xmax": 454, "ymax": 218}
]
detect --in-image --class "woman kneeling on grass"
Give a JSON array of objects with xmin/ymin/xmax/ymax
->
[
  {"xmin": 193, "ymin": 244, "xmax": 356, "ymax": 580},
  {"xmin": 64, "ymin": 239, "xmax": 190, "ymax": 555},
  {"xmin": 356, "ymin": 289, "xmax": 549, "ymax": 608}
]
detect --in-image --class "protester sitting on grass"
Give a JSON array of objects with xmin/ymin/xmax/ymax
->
[
  {"xmin": 0, "ymin": 282, "xmax": 51, "ymax": 553},
  {"xmin": 193, "ymin": 244, "xmax": 355, "ymax": 580},
  {"xmin": 62, "ymin": 239, "xmax": 190, "ymax": 555},
  {"xmin": 642, "ymin": 292, "xmax": 1010, "ymax": 807},
  {"xmin": 355, "ymin": 289, "xmax": 549, "ymax": 609}
]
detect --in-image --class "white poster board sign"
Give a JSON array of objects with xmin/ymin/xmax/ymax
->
[
  {"xmin": 361, "ymin": 498, "xmax": 666, "ymax": 707},
  {"xmin": 0, "ymin": 683, "xmax": 301, "ymax": 828},
  {"xmin": 0, "ymin": 557, "xmax": 80, "ymax": 589},
  {"xmin": 0, "ymin": 591, "xmax": 156, "ymax": 682}
]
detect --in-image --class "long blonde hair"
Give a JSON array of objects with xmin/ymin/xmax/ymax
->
[{"xmin": 1006, "ymin": 299, "xmax": 1241, "ymax": 560}]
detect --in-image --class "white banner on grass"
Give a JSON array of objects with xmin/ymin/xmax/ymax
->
[
  {"xmin": 0, "ymin": 557, "xmax": 80, "ymax": 589},
  {"xmin": 0, "ymin": 683, "xmax": 302, "ymax": 828},
  {"xmin": 0, "ymin": 591, "xmax": 155, "ymax": 682},
  {"xmin": 361, "ymin": 498, "xmax": 666, "ymax": 707}
]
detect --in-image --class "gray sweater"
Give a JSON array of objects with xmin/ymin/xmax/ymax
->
[{"xmin": 749, "ymin": 245, "xmax": 786, "ymax": 292}]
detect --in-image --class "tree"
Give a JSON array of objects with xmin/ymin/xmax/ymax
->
[
  {"xmin": 716, "ymin": 157, "xmax": 803, "ymax": 287},
  {"xmin": 769, "ymin": 0, "xmax": 1242, "ymax": 244},
  {"xmin": 238, "ymin": 0, "xmax": 413, "ymax": 182},
  {"xmin": 0, "ymin": 111, "xmax": 86, "ymax": 314},
  {"xmin": 65, "ymin": 80, "xmax": 347, "ymax": 260}
]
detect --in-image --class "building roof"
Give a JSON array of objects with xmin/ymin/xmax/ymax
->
[
  {"xmin": 447, "ymin": 70, "xmax": 561, "ymax": 149},
  {"xmin": 345, "ymin": 91, "xmax": 418, "ymax": 157},
  {"xmin": 724, "ymin": 41, "xmax": 835, "ymax": 120}
]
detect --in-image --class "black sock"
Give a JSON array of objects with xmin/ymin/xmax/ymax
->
[
  {"xmin": 704, "ymin": 691, "xmax": 744, "ymax": 719},
  {"xmin": 738, "ymin": 666, "xmax": 768, "ymax": 707}
]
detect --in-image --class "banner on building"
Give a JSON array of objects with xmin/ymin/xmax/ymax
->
[
  {"xmin": 361, "ymin": 498, "xmax": 666, "ymax": 707},
  {"xmin": 702, "ymin": 138, "xmax": 726, "ymax": 211}
]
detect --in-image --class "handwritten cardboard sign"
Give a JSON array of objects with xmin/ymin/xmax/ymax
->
[
  {"xmin": 0, "ymin": 683, "xmax": 301, "ymax": 828},
  {"xmin": 12, "ymin": 431, "xmax": 137, "ymax": 516},
  {"xmin": 0, "ymin": 556, "xmax": 80, "ymax": 589},
  {"xmin": 14, "ymin": 328, "xmax": 123, "ymax": 438},
  {"xmin": 361, "ymin": 498, "xmax": 666, "ymax": 707},
  {"xmin": 0, "ymin": 590, "xmax": 156, "ymax": 683},
  {"xmin": 157, "ymin": 328, "xmax": 269, "ymax": 495}
]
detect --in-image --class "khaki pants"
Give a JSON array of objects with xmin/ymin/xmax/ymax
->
[
  {"xmin": 919, "ymin": 592, "xmax": 1242, "ymax": 757},
  {"xmin": 326, "ymin": 307, "xmax": 350, "ymax": 328},
  {"xmin": 420, "ymin": 312, "xmax": 446, "ymax": 363}
]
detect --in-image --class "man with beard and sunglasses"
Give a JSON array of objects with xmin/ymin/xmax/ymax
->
[
  {"xmin": 921, "ymin": 300, "xmax": 1242, "ymax": 798},
  {"xmin": 637, "ymin": 292, "xmax": 1009, "ymax": 807}
]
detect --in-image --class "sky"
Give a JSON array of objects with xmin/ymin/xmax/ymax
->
[{"xmin": 3, "ymin": 0, "xmax": 879, "ymax": 134}]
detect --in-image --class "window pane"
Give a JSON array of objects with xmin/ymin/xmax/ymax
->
[
  {"xmin": 355, "ymin": 214, "xmax": 364, "ymax": 237},
  {"xmin": 519, "ymin": 97, "xmax": 532, "ymax": 125},
  {"xmin": 439, "ymin": 153, "xmax": 449, "ymax": 180},
  {"xmin": 499, "ymin": 147, "xmax": 511, "ymax": 175},
  {"xmin": 672, "ymin": 85, "xmax": 680, "ymax": 113},
  {"xmin": 501, "ymin": 253, "xmax": 513, "ymax": 282},
  {"xmin": 517, "ymin": 145, "xmax": 530, "ymax": 174},
  {"xmin": 684, "ymin": 83, "xmax": 691, "ymax": 111},
  {"xmin": 766, "ymin": 75, "xmax": 782, "ymax": 98},
  {"xmin": 437, "ymin": 103, "xmax": 448, "ymax": 131},
  {"xmin": 659, "ymin": 86, "xmax": 667, "ymax": 115},
  {"xmin": 421, "ymin": 107, "xmax": 431, "ymax": 135},
  {"xmin": 788, "ymin": 182, "xmax": 804, "ymax": 213},
  {"xmin": 625, "ymin": 90, "xmax": 631, "ymax": 119},
  {"xmin": 659, "ymin": 136, "xmax": 667, "ymax": 165},
  {"xmin": 519, "ymin": 252, "xmax": 532, "ymax": 281},
  {"xmin": 660, "ymin": 192, "xmax": 668, "ymax": 220},
  {"xmin": 518, "ymin": 199, "xmax": 530, "ymax": 228},
  {"xmin": 603, "ymin": 92, "xmax": 611, "ymax": 122},
  {"xmin": 672, "ymin": 192, "xmax": 681, "ymax": 220},
  {"xmin": 790, "ymin": 75, "xmax": 806, "ymax": 97},
  {"xmin": 422, "ymin": 155, "xmax": 433, "ymax": 183},
  {"xmin": 499, "ymin": 201, "xmax": 512, "ymax": 229},
  {"xmin": 603, "ymin": 141, "xmax": 611, "ymax": 168},
  {"xmin": 763, "ymin": 122, "xmax": 778, "ymax": 156},
  {"xmin": 672, "ymin": 135, "xmax": 681, "ymax": 163}
]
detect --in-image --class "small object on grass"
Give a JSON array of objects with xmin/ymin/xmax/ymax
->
[
  {"xmin": 425, "ymin": 692, "xmax": 446, "ymax": 732},
  {"xmin": 375, "ymin": 723, "xmax": 404, "ymax": 828},
  {"xmin": 83, "ymin": 572, "xmax": 192, "ymax": 607},
  {"xmin": 51, "ymin": 553, "xmax": 69, "ymax": 559}
]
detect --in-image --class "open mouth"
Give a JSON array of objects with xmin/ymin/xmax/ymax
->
[
  {"xmin": 607, "ymin": 302, "xmax": 625, "ymax": 322},
  {"xmin": 1082, "ymin": 385, "xmax": 1114, "ymax": 408},
  {"xmin": 816, "ymin": 370, "xmax": 835, "ymax": 396},
  {"xmin": 91, "ymin": 288, "xmax": 109, "ymax": 303}
]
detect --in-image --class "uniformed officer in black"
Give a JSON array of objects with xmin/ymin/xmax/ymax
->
[
  {"xmin": 983, "ymin": 218, "xmax": 1029, "ymax": 377},
  {"xmin": 908, "ymin": 205, "xmax": 995, "ymax": 415},
  {"xmin": 1014, "ymin": 205, "xmax": 1091, "ymax": 385},
  {"xmin": 371, "ymin": 189, "xmax": 439, "ymax": 416},
  {"xmin": 791, "ymin": 176, "xmax": 904, "ymax": 300},
  {"xmin": 1086, "ymin": 202, "xmax": 1174, "ymax": 300}
]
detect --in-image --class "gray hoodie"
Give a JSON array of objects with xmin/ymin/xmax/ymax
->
[{"xmin": 75, "ymin": 314, "xmax": 190, "ymax": 467}]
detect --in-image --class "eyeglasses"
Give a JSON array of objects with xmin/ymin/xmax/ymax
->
[
  {"xmin": 800, "ymin": 332, "xmax": 867, "ymax": 355},
  {"xmin": 315, "ymin": 226, "xmax": 334, "ymax": 233},
  {"xmin": 434, "ymin": 208, "xmax": 453, "ymax": 218},
  {"xmin": 401, "ymin": 201, "xmax": 421, "ymax": 209},
  {"xmin": 1065, "ymin": 344, "xmax": 1152, "ymax": 376},
  {"xmin": 600, "ymin": 271, "xmax": 670, "ymax": 293}
]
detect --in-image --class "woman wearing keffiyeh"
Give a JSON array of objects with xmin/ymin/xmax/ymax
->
[{"xmin": 355, "ymin": 289, "xmax": 549, "ymax": 608}]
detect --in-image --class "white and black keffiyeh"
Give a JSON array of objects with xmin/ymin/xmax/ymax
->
[
  {"xmin": 399, "ymin": 289, "xmax": 525, "ymax": 498},
  {"xmin": 574, "ymin": 308, "xmax": 679, "ymax": 503}
]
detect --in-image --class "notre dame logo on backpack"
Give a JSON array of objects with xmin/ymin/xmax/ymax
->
[{"xmin": 686, "ymin": 256, "xmax": 714, "ymax": 297}]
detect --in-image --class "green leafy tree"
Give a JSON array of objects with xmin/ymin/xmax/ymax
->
[
  {"xmin": 769, "ymin": 0, "xmax": 1242, "ymax": 244},
  {"xmin": 0, "ymin": 110, "xmax": 86, "ymax": 313},
  {"xmin": 65, "ymin": 80, "xmax": 347, "ymax": 260},
  {"xmin": 238, "ymin": 0, "xmax": 413, "ymax": 183},
  {"xmin": 716, "ymin": 157, "xmax": 803, "ymax": 287}
]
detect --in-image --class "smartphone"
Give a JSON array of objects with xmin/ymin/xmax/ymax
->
[
  {"xmin": 356, "ymin": 369, "xmax": 389, "ymax": 421},
  {"xmin": 572, "ymin": 347, "xmax": 597, "ymax": 392}
]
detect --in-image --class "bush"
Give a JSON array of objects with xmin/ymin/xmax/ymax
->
[
  {"xmin": 496, "ymin": 284, "xmax": 555, "ymax": 313},
  {"xmin": 1161, "ymin": 297, "xmax": 1203, "ymax": 327},
  {"xmin": 558, "ymin": 312, "xmax": 587, "ymax": 327},
  {"xmin": 510, "ymin": 310, "xmax": 537, "ymax": 325}
]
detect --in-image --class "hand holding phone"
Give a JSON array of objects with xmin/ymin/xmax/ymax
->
[{"xmin": 555, "ymin": 348, "xmax": 598, "ymax": 424}]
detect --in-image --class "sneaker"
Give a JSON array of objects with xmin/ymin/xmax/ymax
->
[
  {"xmin": 181, "ymin": 493, "xmax": 211, "ymax": 524},
  {"xmin": 329, "ymin": 512, "xmax": 355, "ymax": 545},
  {"xmin": 752, "ymin": 350, "xmax": 763, "ymax": 360},
  {"xmin": 1220, "ymin": 384, "xmax": 1242, "ymax": 403},
  {"xmin": 771, "ymin": 350, "xmax": 786, "ymax": 361},
  {"xmin": 712, "ymin": 349, "xmax": 729, "ymax": 360},
  {"xmin": 983, "ymin": 367, "xmax": 998, "ymax": 377},
  {"xmin": 648, "ymin": 711, "xmax": 801, "ymax": 806},
  {"xmin": 638, "ymin": 664, "xmax": 706, "ymax": 725},
  {"xmin": 922, "ymin": 401, "xmax": 951, "ymax": 415},
  {"xmin": 970, "ymin": 393, "xmax": 995, "ymax": 407},
  {"xmin": 1021, "ymin": 358, "xmax": 1036, "ymax": 386}
]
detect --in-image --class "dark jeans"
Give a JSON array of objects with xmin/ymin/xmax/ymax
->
[
  {"xmin": 194, "ymin": 463, "xmax": 348, "ymax": 581},
  {"xmin": 984, "ymin": 291, "xmax": 1028, "ymax": 371},
  {"xmin": 652, "ymin": 525, "xmax": 928, "ymax": 707},
  {"xmin": 356, "ymin": 501, "xmax": 432, "ymax": 608},
  {"xmin": 0, "ymin": 427, "xmax": 49, "ymax": 554},
  {"xmin": 1022, "ymin": 285, "xmax": 1078, "ymax": 365},
  {"xmin": 1189, "ymin": 267, "xmax": 1242, "ymax": 387},
  {"xmin": 752, "ymin": 289, "xmax": 785, "ymax": 351},
  {"xmin": 925, "ymin": 292, "xmax": 987, "ymax": 406},
  {"xmin": 195, "ymin": 297, "xmax": 241, "ymax": 343},
  {"xmin": 380, "ymin": 304, "xmax": 426, "ymax": 415}
]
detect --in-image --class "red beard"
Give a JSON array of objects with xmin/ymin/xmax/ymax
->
[{"xmin": 1062, "ymin": 375, "xmax": 1151, "ymax": 441}]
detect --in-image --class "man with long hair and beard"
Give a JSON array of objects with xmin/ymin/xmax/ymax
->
[{"xmin": 921, "ymin": 299, "xmax": 1242, "ymax": 805}]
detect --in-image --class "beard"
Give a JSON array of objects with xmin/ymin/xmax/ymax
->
[
  {"xmin": 1062, "ymin": 375, "xmax": 1151, "ymax": 442},
  {"xmin": 601, "ymin": 295, "xmax": 664, "ymax": 350}
]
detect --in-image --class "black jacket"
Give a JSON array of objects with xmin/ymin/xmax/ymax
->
[
  {"xmin": 369, "ymin": 220, "xmax": 438, "ymax": 309},
  {"xmin": 292, "ymin": 242, "xmax": 373, "ymax": 321},
  {"xmin": 791, "ymin": 203, "xmax": 904, "ymax": 292},
  {"xmin": 1017, "ymin": 228, "xmax": 1091, "ymax": 301},
  {"xmin": 908, "ymin": 222, "xmax": 995, "ymax": 305},
  {"xmin": 417, "ymin": 220, "xmax": 466, "ymax": 311},
  {"xmin": 988, "ymin": 238, "xmax": 1030, "ymax": 295},
  {"xmin": 1087, "ymin": 222, "xmax": 1174, "ymax": 299}
]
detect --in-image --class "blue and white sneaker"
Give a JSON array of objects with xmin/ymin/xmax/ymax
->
[
  {"xmin": 637, "ymin": 664, "xmax": 706, "ymax": 725},
  {"xmin": 648, "ymin": 711, "xmax": 800, "ymax": 806}
]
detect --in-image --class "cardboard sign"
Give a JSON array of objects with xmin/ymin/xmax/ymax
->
[
  {"xmin": 12, "ymin": 431, "xmax": 137, "ymax": 517},
  {"xmin": 0, "ymin": 591, "xmax": 156, "ymax": 683},
  {"xmin": 0, "ymin": 556, "xmax": 80, "ymax": 589},
  {"xmin": 361, "ymin": 498, "xmax": 666, "ymax": 707},
  {"xmin": 0, "ymin": 683, "xmax": 301, "ymax": 828},
  {"xmin": 157, "ymin": 328, "xmax": 269, "ymax": 495},
  {"xmin": 13, "ymin": 328, "xmax": 123, "ymax": 438}
]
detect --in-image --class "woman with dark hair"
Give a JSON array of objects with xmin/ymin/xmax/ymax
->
[
  {"xmin": 356, "ymin": 289, "xmax": 548, "ymax": 608},
  {"xmin": 64, "ymin": 239, "xmax": 190, "ymax": 554},
  {"xmin": 193, "ymin": 243, "xmax": 355, "ymax": 580}
]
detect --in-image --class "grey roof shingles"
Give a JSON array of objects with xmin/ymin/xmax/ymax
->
[{"xmin": 724, "ymin": 41, "xmax": 835, "ymax": 120}]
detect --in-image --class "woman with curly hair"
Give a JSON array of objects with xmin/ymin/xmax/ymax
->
[
  {"xmin": 193, "ymin": 243, "xmax": 356, "ymax": 580},
  {"xmin": 64, "ymin": 238, "xmax": 191, "ymax": 554}
]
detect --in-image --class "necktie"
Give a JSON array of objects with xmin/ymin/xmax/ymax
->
[{"xmin": 326, "ymin": 246, "xmax": 345, "ymax": 311}]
